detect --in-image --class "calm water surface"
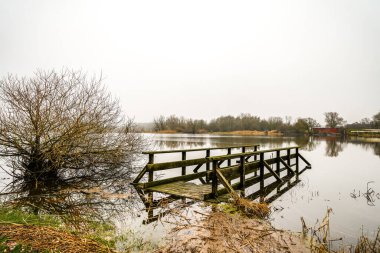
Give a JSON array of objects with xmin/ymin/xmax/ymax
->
[{"xmin": 139, "ymin": 133, "xmax": 380, "ymax": 247}]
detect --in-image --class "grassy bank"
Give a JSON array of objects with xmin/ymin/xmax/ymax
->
[
  {"xmin": 1, "ymin": 203, "xmax": 379, "ymax": 252},
  {"xmin": 0, "ymin": 206, "xmax": 161, "ymax": 252},
  {"xmin": 0, "ymin": 207, "xmax": 116, "ymax": 252}
]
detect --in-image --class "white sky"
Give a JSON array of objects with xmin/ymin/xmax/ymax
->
[{"xmin": 1, "ymin": 0, "xmax": 379, "ymax": 124}]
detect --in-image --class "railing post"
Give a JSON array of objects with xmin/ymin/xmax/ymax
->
[
  {"xmin": 148, "ymin": 154, "xmax": 154, "ymax": 183},
  {"xmin": 206, "ymin": 149, "xmax": 210, "ymax": 183},
  {"xmin": 182, "ymin": 151, "xmax": 186, "ymax": 176},
  {"xmin": 276, "ymin": 150, "xmax": 280, "ymax": 175},
  {"xmin": 147, "ymin": 154, "xmax": 154, "ymax": 218},
  {"xmin": 259, "ymin": 152, "xmax": 264, "ymax": 192},
  {"xmin": 254, "ymin": 145, "xmax": 258, "ymax": 161},
  {"xmin": 276, "ymin": 150, "xmax": 281, "ymax": 193},
  {"xmin": 227, "ymin": 148, "xmax": 231, "ymax": 167},
  {"xmin": 295, "ymin": 147, "xmax": 299, "ymax": 176},
  {"xmin": 240, "ymin": 155, "xmax": 245, "ymax": 196},
  {"xmin": 287, "ymin": 149, "xmax": 291, "ymax": 176},
  {"xmin": 212, "ymin": 160, "xmax": 218, "ymax": 197}
]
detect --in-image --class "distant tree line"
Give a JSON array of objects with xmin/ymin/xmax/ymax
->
[
  {"xmin": 153, "ymin": 113, "xmax": 321, "ymax": 135},
  {"xmin": 153, "ymin": 111, "xmax": 380, "ymax": 135},
  {"xmin": 153, "ymin": 115, "xmax": 207, "ymax": 134},
  {"xmin": 345, "ymin": 111, "xmax": 380, "ymax": 129}
]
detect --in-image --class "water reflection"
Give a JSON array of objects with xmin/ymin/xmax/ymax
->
[
  {"xmin": 0, "ymin": 166, "xmax": 141, "ymax": 223},
  {"xmin": 150, "ymin": 134, "xmax": 380, "ymax": 158},
  {"xmin": 323, "ymin": 137, "xmax": 346, "ymax": 157}
]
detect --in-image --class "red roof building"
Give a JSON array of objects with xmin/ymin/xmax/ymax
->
[{"xmin": 313, "ymin": 127, "xmax": 340, "ymax": 135}]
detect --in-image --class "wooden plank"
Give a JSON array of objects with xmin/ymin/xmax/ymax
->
[
  {"xmin": 193, "ymin": 163, "xmax": 204, "ymax": 173},
  {"xmin": 213, "ymin": 154, "xmax": 296, "ymax": 181},
  {"xmin": 295, "ymin": 148, "xmax": 299, "ymax": 174},
  {"xmin": 204, "ymin": 167, "xmax": 288, "ymax": 199},
  {"xmin": 212, "ymin": 161, "xmax": 218, "ymax": 197},
  {"xmin": 148, "ymin": 154, "xmax": 154, "ymax": 182},
  {"xmin": 136, "ymin": 171, "xmax": 208, "ymax": 189},
  {"xmin": 146, "ymin": 150, "xmax": 296, "ymax": 172},
  {"xmin": 286, "ymin": 149, "xmax": 291, "ymax": 176},
  {"xmin": 147, "ymin": 158, "xmax": 207, "ymax": 171},
  {"xmin": 298, "ymin": 153, "xmax": 311, "ymax": 167},
  {"xmin": 142, "ymin": 145, "xmax": 260, "ymax": 154},
  {"xmin": 276, "ymin": 150, "xmax": 280, "ymax": 175},
  {"xmin": 215, "ymin": 169, "xmax": 235, "ymax": 194},
  {"xmin": 260, "ymin": 153, "xmax": 264, "ymax": 190},
  {"xmin": 244, "ymin": 167, "xmax": 288, "ymax": 189},
  {"xmin": 263, "ymin": 161, "xmax": 283, "ymax": 182},
  {"xmin": 247, "ymin": 174, "xmax": 295, "ymax": 200},
  {"xmin": 132, "ymin": 166, "xmax": 147, "ymax": 183},
  {"xmin": 198, "ymin": 176, "xmax": 207, "ymax": 184},
  {"xmin": 240, "ymin": 156, "xmax": 245, "ymax": 189},
  {"xmin": 218, "ymin": 162, "xmax": 257, "ymax": 181},
  {"xmin": 227, "ymin": 148, "xmax": 231, "ymax": 166},
  {"xmin": 208, "ymin": 146, "xmax": 299, "ymax": 161},
  {"xmin": 182, "ymin": 151, "xmax": 186, "ymax": 175},
  {"xmin": 137, "ymin": 154, "xmax": 296, "ymax": 188},
  {"xmin": 206, "ymin": 149, "xmax": 210, "ymax": 182},
  {"xmin": 146, "ymin": 181, "xmax": 212, "ymax": 200},
  {"xmin": 279, "ymin": 157, "xmax": 295, "ymax": 174},
  {"xmin": 298, "ymin": 166, "xmax": 310, "ymax": 175}
]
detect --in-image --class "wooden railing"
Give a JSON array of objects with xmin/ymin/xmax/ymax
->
[
  {"xmin": 133, "ymin": 145, "xmax": 260, "ymax": 186},
  {"xmin": 132, "ymin": 145, "xmax": 311, "ymax": 223},
  {"xmin": 133, "ymin": 145, "xmax": 311, "ymax": 198},
  {"xmin": 208, "ymin": 146, "xmax": 311, "ymax": 198}
]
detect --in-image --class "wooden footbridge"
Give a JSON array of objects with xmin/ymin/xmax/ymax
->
[{"xmin": 132, "ymin": 145, "xmax": 311, "ymax": 216}]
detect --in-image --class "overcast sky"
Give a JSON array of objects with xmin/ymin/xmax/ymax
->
[{"xmin": 1, "ymin": 0, "xmax": 379, "ymax": 125}]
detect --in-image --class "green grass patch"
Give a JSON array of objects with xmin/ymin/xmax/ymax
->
[
  {"xmin": 0, "ymin": 207, "xmax": 61, "ymax": 228},
  {"xmin": 218, "ymin": 203, "xmax": 239, "ymax": 215}
]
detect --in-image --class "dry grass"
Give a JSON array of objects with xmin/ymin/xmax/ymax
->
[
  {"xmin": 231, "ymin": 195, "xmax": 271, "ymax": 219},
  {"xmin": 300, "ymin": 207, "xmax": 380, "ymax": 253},
  {"xmin": 212, "ymin": 130, "xmax": 283, "ymax": 136},
  {"xmin": 0, "ymin": 224, "xmax": 116, "ymax": 253},
  {"xmin": 353, "ymin": 228, "xmax": 380, "ymax": 253},
  {"xmin": 155, "ymin": 130, "xmax": 178, "ymax": 134}
]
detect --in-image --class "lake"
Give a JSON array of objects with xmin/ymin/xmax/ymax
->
[
  {"xmin": 136, "ymin": 133, "xmax": 380, "ymax": 248},
  {"xmin": 1, "ymin": 132, "xmax": 378, "ymax": 249}
]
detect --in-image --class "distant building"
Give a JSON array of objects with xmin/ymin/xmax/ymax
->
[{"xmin": 313, "ymin": 127, "xmax": 340, "ymax": 136}]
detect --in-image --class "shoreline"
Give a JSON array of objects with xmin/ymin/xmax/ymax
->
[
  {"xmin": 144, "ymin": 130, "xmax": 285, "ymax": 136},
  {"xmin": 142, "ymin": 130, "xmax": 380, "ymax": 139}
]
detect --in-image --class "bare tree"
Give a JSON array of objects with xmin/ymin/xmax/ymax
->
[
  {"xmin": 153, "ymin": 115, "xmax": 166, "ymax": 131},
  {"xmin": 0, "ymin": 69, "xmax": 144, "ymax": 216},
  {"xmin": 324, "ymin": 112, "xmax": 345, "ymax": 128},
  {"xmin": 373, "ymin": 111, "xmax": 380, "ymax": 128},
  {"xmin": 304, "ymin": 117, "xmax": 320, "ymax": 134}
]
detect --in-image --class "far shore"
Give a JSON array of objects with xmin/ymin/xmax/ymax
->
[{"xmin": 144, "ymin": 130, "xmax": 284, "ymax": 136}]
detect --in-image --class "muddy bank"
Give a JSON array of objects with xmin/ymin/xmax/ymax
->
[{"xmin": 158, "ymin": 210, "xmax": 309, "ymax": 253}]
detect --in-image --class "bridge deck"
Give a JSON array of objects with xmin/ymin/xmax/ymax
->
[{"xmin": 146, "ymin": 181, "xmax": 212, "ymax": 200}]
